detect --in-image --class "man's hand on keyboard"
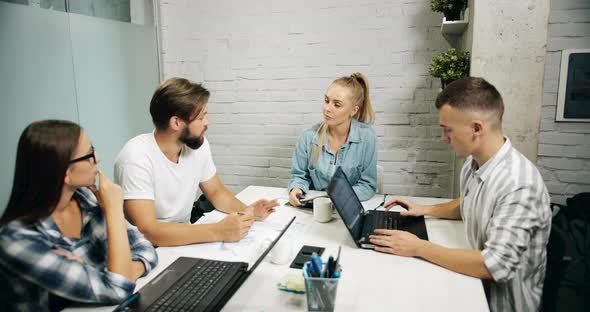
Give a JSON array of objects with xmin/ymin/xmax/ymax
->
[
  {"xmin": 368, "ymin": 229, "xmax": 425, "ymax": 257},
  {"xmin": 385, "ymin": 197, "xmax": 428, "ymax": 217},
  {"xmin": 216, "ymin": 212, "xmax": 255, "ymax": 242}
]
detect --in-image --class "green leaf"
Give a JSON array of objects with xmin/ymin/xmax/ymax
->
[
  {"xmin": 430, "ymin": 0, "xmax": 467, "ymax": 13},
  {"xmin": 428, "ymin": 48, "xmax": 470, "ymax": 79}
]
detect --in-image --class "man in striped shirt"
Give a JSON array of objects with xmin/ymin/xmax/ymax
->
[{"xmin": 369, "ymin": 77, "xmax": 551, "ymax": 311}]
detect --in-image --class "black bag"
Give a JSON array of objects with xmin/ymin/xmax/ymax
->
[
  {"xmin": 190, "ymin": 194, "xmax": 216, "ymax": 223},
  {"xmin": 542, "ymin": 193, "xmax": 590, "ymax": 312}
]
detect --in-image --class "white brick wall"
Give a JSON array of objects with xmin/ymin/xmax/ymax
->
[
  {"xmin": 537, "ymin": 0, "xmax": 590, "ymax": 204},
  {"xmin": 158, "ymin": 0, "xmax": 453, "ymax": 197}
]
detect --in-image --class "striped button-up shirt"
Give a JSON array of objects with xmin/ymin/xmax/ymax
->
[
  {"xmin": 0, "ymin": 188, "xmax": 158, "ymax": 311},
  {"xmin": 460, "ymin": 137, "xmax": 551, "ymax": 312}
]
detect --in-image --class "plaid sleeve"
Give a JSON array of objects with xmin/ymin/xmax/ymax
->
[
  {"xmin": 0, "ymin": 229, "xmax": 135, "ymax": 304},
  {"xmin": 126, "ymin": 220, "xmax": 158, "ymax": 276},
  {"xmin": 481, "ymin": 183, "xmax": 546, "ymax": 283}
]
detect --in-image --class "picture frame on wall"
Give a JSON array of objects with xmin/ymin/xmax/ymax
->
[{"xmin": 555, "ymin": 49, "xmax": 590, "ymax": 122}]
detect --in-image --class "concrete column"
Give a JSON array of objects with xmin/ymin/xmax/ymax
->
[{"xmin": 469, "ymin": 0, "xmax": 550, "ymax": 161}]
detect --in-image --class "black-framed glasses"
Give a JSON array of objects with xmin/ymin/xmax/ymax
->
[{"xmin": 69, "ymin": 146, "xmax": 96, "ymax": 164}]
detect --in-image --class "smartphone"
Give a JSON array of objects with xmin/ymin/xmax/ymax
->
[{"xmin": 290, "ymin": 245, "xmax": 325, "ymax": 269}]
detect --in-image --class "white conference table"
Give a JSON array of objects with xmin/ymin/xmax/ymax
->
[{"xmin": 69, "ymin": 186, "xmax": 488, "ymax": 312}]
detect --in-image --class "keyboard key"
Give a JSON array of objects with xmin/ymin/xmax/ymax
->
[{"xmin": 146, "ymin": 259, "xmax": 240, "ymax": 312}]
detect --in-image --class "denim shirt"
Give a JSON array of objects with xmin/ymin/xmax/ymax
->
[{"xmin": 288, "ymin": 118, "xmax": 377, "ymax": 201}]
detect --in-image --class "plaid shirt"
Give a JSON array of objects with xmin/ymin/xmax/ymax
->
[
  {"xmin": 460, "ymin": 138, "xmax": 551, "ymax": 312},
  {"xmin": 0, "ymin": 188, "xmax": 158, "ymax": 311}
]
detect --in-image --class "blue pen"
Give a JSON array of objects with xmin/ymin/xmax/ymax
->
[
  {"xmin": 310, "ymin": 253, "xmax": 323, "ymax": 277},
  {"xmin": 303, "ymin": 262, "xmax": 311, "ymax": 278},
  {"xmin": 114, "ymin": 293, "xmax": 139, "ymax": 311}
]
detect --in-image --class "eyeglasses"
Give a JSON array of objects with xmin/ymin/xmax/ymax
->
[{"xmin": 69, "ymin": 146, "xmax": 96, "ymax": 164}]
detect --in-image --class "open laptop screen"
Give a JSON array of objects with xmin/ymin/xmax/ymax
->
[{"xmin": 327, "ymin": 167, "xmax": 364, "ymax": 241}]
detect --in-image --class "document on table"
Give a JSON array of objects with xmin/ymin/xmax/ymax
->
[
  {"xmin": 361, "ymin": 194, "xmax": 407, "ymax": 212},
  {"xmin": 300, "ymin": 190, "xmax": 328, "ymax": 203},
  {"xmin": 167, "ymin": 209, "xmax": 295, "ymax": 267}
]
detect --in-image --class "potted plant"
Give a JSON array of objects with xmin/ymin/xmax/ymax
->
[
  {"xmin": 431, "ymin": 0, "xmax": 467, "ymax": 21},
  {"xmin": 428, "ymin": 48, "xmax": 470, "ymax": 89}
]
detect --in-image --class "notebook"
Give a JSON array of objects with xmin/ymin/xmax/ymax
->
[
  {"xmin": 327, "ymin": 167, "xmax": 428, "ymax": 248},
  {"xmin": 122, "ymin": 216, "xmax": 296, "ymax": 311},
  {"xmin": 299, "ymin": 190, "xmax": 329, "ymax": 203}
]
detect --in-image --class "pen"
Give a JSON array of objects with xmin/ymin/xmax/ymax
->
[
  {"xmin": 114, "ymin": 293, "xmax": 139, "ymax": 311},
  {"xmin": 325, "ymin": 256, "xmax": 335, "ymax": 278},
  {"xmin": 310, "ymin": 253, "xmax": 323, "ymax": 277},
  {"xmin": 332, "ymin": 246, "xmax": 341, "ymax": 278},
  {"xmin": 373, "ymin": 194, "xmax": 388, "ymax": 210}
]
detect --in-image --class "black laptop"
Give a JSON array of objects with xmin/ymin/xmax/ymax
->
[
  {"xmin": 327, "ymin": 167, "xmax": 428, "ymax": 248},
  {"xmin": 122, "ymin": 216, "xmax": 296, "ymax": 312}
]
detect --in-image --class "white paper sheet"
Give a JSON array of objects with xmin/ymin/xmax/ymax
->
[
  {"xmin": 187, "ymin": 209, "xmax": 294, "ymax": 267},
  {"xmin": 361, "ymin": 194, "xmax": 408, "ymax": 212}
]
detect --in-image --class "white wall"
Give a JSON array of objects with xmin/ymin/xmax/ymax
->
[
  {"xmin": 537, "ymin": 0, "xmax": 590, "ymax": 204},
  {"xmin": 158, "ymin": 0, "xmax": 455, "ymax": 197}
]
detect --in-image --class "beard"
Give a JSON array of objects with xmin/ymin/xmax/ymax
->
[{"xmin": 180, "ymin": 127, "xmax": 206, "ymax": 150}]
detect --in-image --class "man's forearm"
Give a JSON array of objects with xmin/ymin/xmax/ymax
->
[
  {"xmin": 424, "ymin": 198, "xmax": 461, "ymax": 219},
  {"xmin": 416, "ymin": 241, "xmax": 493, "ymax": 280},
  {"xmin": 208, "ymin": 185, "xmax": 247, "ymax": 214},
  {"xmin": 141, "ymin": 221, "xmax": 223, "ymax": 247}
]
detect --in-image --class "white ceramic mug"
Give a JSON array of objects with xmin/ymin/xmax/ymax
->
[
  {"xmin": 264, "ymin": 235, "xmax": 293, "ymax": 265},
  {"xmin": 313, "ymin": 197, "xmax": 333, "ymax": 223}
]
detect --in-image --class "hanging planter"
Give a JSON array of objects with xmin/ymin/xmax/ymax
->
[
  {"xmin": 428, "ymin": 48, "xmax": 470, "ymax": 89},
  {"xmin": 443, "ymin": 10, "xmax": 461, "ymax": 21},
  {"xmin": 431, "ymin": 0, "xmax": 467, "ymax": 22}
]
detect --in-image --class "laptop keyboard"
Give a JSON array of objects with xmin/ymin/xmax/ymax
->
[
  {"xmin": 373, "ymin": 211, "xmax": 402, "ymax": 229},
  {"xmin": 147, "ymin": 259, "xmax": 240, "ymax": 312}
]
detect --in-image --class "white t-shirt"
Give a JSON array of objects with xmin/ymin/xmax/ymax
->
[{"xmin": 114, "ymin": 131, "xmax": 216, "ymax": 223}]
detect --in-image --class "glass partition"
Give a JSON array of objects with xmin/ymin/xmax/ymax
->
[
  {"xmin": 70, "ymin": 13, "xmax": 159, "ymax": 179},
  {"xmin": 0, "ymin": 0, "xmax": 153, "ymax": 24},
  {"xmin": 0, "ymin": 2, "xmax": 78, "ymax": 212},
  {"xmin": 0, "ymin": 0, "xmax": 159, "ymax": 214}
]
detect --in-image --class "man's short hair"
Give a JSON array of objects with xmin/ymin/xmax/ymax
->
[
  {"xmin": 149, "ymin": 78, "xmax": 210, "ymax": 130},
  {"xmin": 435, "ymin": 77, "xmax": 504, "ymax": 126}
]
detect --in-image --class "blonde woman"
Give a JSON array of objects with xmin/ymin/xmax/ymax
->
[{"xmin": 288, "ymin": 72, "xmax": 377, "ymax": 207}]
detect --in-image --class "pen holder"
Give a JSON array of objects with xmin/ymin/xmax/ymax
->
[{"xmin": 303, "ymin": 262, "xmax": 340, "ymax": 311}]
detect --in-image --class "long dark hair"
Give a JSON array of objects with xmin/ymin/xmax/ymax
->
[{"xmin": 0, "ymin": 120, "xmax": 81, "ymax": 225}]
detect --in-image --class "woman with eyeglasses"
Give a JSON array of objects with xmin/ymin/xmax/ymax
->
[
  {"xmin": 288, "ymin": 72, "xmax": 377, "ymax": 207},
  {"xmin": 0, "ymin": 120, "xmax": 157, "ymax": 311}
]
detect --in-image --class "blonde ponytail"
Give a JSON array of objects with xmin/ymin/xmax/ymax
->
[
  {"xmin": 309, "ymin": 72, "xmax": 374, "ymax": 166},
  {"xmin": 350, "ymin": 72, "xmax": 374, "ymax": 124}
]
